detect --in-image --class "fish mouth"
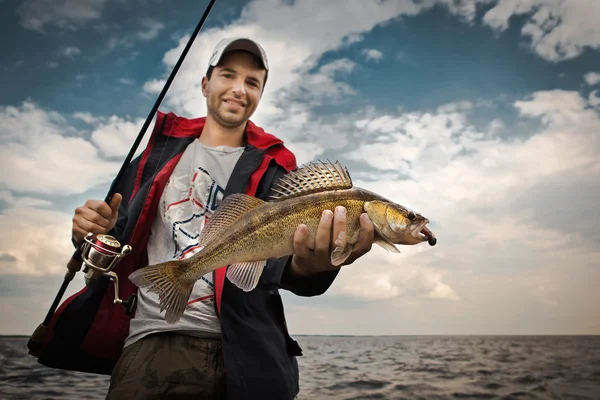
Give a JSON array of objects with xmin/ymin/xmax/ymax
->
[{"xmin": 412, "ymin": 221, "xmax": 436, "ymax": 246}]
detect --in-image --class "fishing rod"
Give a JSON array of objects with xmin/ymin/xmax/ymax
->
[{"xmin": 27, "ymin": 0, "xmax": 219, "ymax": 353}]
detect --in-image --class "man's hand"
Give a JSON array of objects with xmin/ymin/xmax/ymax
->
[
  {"xmin": 289, "ymin": 206, "xmax": 374, "ymax": 277},
  {"xmin": 72, "ymin": 194, "xmax": 122, "ymax": 244}
]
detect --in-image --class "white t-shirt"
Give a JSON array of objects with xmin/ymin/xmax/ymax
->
[{"xmin": 125, "ymin": 139, "xmax": 244, "ymax": 347}]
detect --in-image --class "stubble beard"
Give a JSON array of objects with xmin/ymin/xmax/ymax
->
[{"xmin": 209, "ymin": 102, "xmax": 247, "ymax": 129}]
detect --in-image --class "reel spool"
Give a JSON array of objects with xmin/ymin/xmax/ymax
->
[{"xmin": 80, "ymin": 233, "xmax": 137, "ymax": 315}]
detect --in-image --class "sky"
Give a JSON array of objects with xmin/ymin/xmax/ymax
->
[{"xmin": 0, "ymin": 0, "xmax": 599, "ymax": 336}]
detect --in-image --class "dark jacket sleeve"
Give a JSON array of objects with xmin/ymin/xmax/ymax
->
[
  {"xmin": 107, "ymin": 155, "xmax": 142, "ymax": 242},
  {"xmin": 257, "ymin": 162, "xmax": 340, "ymax": 296},
  {"xmin": 260, "ymin": 255, "xmax": 340, "ymax": 296}
]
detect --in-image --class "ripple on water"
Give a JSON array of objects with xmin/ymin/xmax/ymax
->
[
  {"xmin": 452, "ymin": 392, "xmax": 497, "ymax": 399},
  {"xmin": 326, "ymin": 379, "xmax": 391, "ymax": 391}
]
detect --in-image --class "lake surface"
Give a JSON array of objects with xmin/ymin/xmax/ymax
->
[{"xmin": 1, "ymin": 335, "xmax": 599, "ymax": 399}]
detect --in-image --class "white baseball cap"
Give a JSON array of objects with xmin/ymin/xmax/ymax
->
[{"xmin": 208, "ymin": 37, "xmax": 269, "ymax": 71}]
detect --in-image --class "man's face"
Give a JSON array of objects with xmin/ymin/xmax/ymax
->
[{"xmin": 202, "ymin": 50, "xmax": 266, "ymax": 129}]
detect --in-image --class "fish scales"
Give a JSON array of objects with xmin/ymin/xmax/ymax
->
[{"xmin": 184, "ymin": 189, "xmax": 380, "ymax": 280}]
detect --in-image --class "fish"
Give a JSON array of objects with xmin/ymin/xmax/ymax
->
[{"xmin": 128, "ymin": 161, "xmax": 436, "ymax": 323}]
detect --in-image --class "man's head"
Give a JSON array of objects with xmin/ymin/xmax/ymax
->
[{"xmin": 202, "ymin": 37, "xmax": 269, "ymax": 129}]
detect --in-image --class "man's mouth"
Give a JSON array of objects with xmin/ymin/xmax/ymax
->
[{"xmin": 223, "ymin": 99, "xmax": 245, "ymax": 107}]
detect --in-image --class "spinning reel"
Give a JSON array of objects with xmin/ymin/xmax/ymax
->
[{"xmin": 80, "ymin": 232, "xmax": 137, "ymax": 315}]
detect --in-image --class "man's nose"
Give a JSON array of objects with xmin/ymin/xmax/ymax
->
[{"xmin": 231, "ymin": 77, "xmax": 246, "ymax": 96}]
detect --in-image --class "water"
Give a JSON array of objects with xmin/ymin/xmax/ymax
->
[{"xmin": 1, "ymin": 335, "xmax": 599, "ymax": 399}]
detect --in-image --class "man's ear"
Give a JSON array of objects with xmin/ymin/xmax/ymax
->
[{"xmin": 201, "ymin": 76, "xmax": 208, "ymax": 97}]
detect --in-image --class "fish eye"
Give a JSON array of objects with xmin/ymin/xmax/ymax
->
[{"xmin": 408, "ymin": 211, "xmax": 416, "ymax": 220}]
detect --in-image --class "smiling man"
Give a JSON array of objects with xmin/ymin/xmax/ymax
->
[{"xmin": 33, "ymin": 37, "xmax": 375, "ymax": 399}]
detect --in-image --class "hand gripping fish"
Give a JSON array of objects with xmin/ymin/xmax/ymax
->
[{"xmin": 129, "ymin": 161, "xmax": 436, "ymax": 323}]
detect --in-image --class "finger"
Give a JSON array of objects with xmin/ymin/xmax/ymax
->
[
  {"xmin": 332, "ymin": 206, "xmax": 347, "ymax": 249},
  {"xmin": 292, "ymin": 224, "xmax": 312, "ymax": 260},
  {"xmin": 345, "ymin": 213, "xmax": 374, "ymax": 265},
  {"xmin": 74, "ymin": 217, "xmax": 110, "ymax": 236},
  {"xmin": 314, "ymin": 209, "xmax": 334, "ymax": 263},
  {"xmin": 72, "ymin": 227, "xmax": 89, "ymax": 243},
  {"xmin": 109, "ymin": 193, "xmax": 122, "ymax": 218},
  {"xmin": 78, "ymin": 206, "xmax": 110, "ymax": 228},
  {"xmin": 84, "ymin": 199, "xmax": 113, "ymax": 220}
]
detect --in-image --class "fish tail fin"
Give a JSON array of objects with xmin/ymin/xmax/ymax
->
[{"xmin": 128, "ymin": 259, "xmax": 195, "ymax": 324}]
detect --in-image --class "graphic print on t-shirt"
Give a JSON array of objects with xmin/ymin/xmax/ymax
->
[{"xmin": 162, "ymin": 166, "xmax": 225, "ymax": 308}]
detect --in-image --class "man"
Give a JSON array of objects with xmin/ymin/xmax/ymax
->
[{"xmin": 32, "ymin": 37, "xmax": 374, "ymax": 399}]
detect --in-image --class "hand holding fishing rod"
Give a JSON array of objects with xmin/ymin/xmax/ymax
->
[{"xmin": 72, "ymin": 194, "xmax": 122, "ymax": 244}]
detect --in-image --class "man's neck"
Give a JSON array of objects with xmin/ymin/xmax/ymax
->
[{"xmin": 198, "ymin": 117, "xmax": 246, "ymax": 148}]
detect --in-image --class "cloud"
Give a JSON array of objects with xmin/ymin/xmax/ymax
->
[
  {"xmin": 105, "ymin": 18, "xmax": 165, "ymax": 53},
  {"xmin": 136, "ymin": 18, "xmax": 165, "ymax": 40},
  {"xmin": 72, "ymin": 111, "xmax": 99, "ymax": 125},
  {"xmin": 283, "ymin": 58, "xmax": 358, "ymax": 106},
  {"xmin": 0, "ymin": 254, "xmax": 17, "ymax": 263},
  {"xmin": 436, "ymin": 0, "xmax": 490, "ymax": 22},
  {"xmin": 0, "ymin": 103, "xmax": 152, "ymax": 284},
  {"xmin": 436, "ymin": 100, "xmax": 473, "ymax": 114},
  {"xmin": 480, "ymin": 0, "xmax": 600, "ymax": 62},
  {"xmin": 336, "ymin": 88, "xmax": 599, "ymax": 309},
  {"xmin": 0, "ymin": 207, "xmax": 73, "ymax": 275},
  {"xmin": 90, "ymin": 115, "xmax": 151, "ymax": 158},
  {"xmin": 362, "ymin": 48, "xmax": 384, "ymax": 62},
  {"xmin": 584, "ymin": 72, "xmax": 600, "ymax": 86},
  {"xmin": 0, "ymin": 102, "xmax": 148, "ymax": 196},
  {"xmin": 0, "ymin": 190, "xmax": 52, "ymax": 208},
  {"xmin": 119, "ymin": 78, "xmax": 135, "ymax": 85},
  {"xmin": 590, "ymin": 90, "xmax": 600, "ymax": 108},
  {"xmin": 62, "ymin": 46, "xmax": 81, "ymax": 58},
  {"xmin": 17, "ymin": 0, "xmax": 109, "ymax": 32},
  {"xmin": 332, "ymin": 259, "xmax": 460, "ymax": 302},
  {"xmin": 47, "ymin": 61, "xmax": 59, "ymax": 68},
  {"xmin": 2, "ymin": 61, "xmax": 24, "ymax": 72}
]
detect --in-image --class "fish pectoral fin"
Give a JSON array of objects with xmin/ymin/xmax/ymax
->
[
  {"xmin": 331, "ymin": 244, "xmax": 354, "ymax": 267},
  {"xmin": 226, "ymin": 260, "xmax": 267, "ymax": 292},
  {"xmin": 374, "ymin": 234, "xmax": 401, "ymax": 253}
]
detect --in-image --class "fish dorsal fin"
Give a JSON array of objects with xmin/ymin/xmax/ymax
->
[
  {"xmin": 269, "ymin": 161, "xmax": 353, "ymax": 201},
  {"xmin": 199, "ymin": 193, "xmax": 264, "ymax": 246}
]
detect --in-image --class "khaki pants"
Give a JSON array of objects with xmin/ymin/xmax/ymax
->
[{"xmin": 106, "ymin": 333, "xmax": 226, "ymax": 399}]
